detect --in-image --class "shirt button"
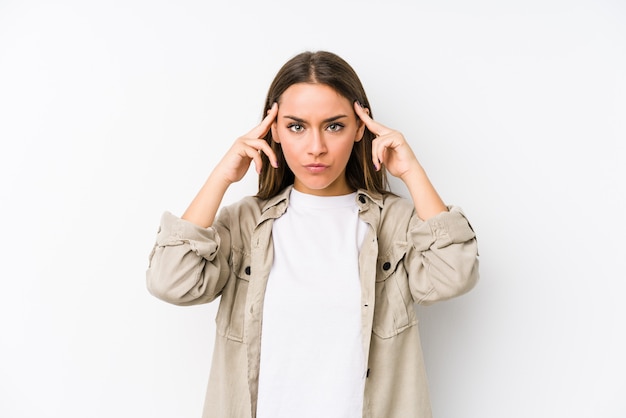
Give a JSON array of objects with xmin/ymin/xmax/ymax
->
[
  {"xmin": 358, "ymin": 195, "xmax": 366, "ymax": 204},
  {"xmin": 245, "ymin": 266, "xmax": 251, "ymax": 275},
  {"xmin": 382, "ymin": 262, "xmax": 391, "ymax": 271}
]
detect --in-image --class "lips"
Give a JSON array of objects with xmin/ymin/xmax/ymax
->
[{"xmin": 304, "ymin": 163, "xmax": 329, "ymax": 173}]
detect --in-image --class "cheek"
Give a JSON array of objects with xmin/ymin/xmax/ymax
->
[
  {"xmin": 343, "ymin": 143, "xmax": 357, "ymax": 159},
  {"xmin": 331, "ymin": 139, "xmax": 357, "ymax": 160}
]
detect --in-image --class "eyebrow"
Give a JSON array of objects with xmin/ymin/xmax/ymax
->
[{"xmin": 283, "ymin": 114, "xmax": 349, "ymax": 124}]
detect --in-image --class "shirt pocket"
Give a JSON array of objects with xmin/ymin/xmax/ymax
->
[
  {"xmin": 373, "ymin": 242, "xmax": 418, "ymax": 339},
  {"xmin": 215, "ymin": 248, "xmax": 251, "ymax": 342}
]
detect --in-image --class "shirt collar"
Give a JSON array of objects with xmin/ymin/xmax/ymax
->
[
  {"xmin": 260, "ymin": 185, "xmax": 293, "ymax": 214},
  {"xmin": 356, "ymin": 188, "xmax": 385, "ymax": 209},
  {"xmin": 260, "ymin": 185, "xmax": 385, "ymax": 213}
]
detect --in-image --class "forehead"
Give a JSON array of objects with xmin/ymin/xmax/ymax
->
[{"xmin": 279, "ymin": 83, "xmax": 352, "ymax": 114}]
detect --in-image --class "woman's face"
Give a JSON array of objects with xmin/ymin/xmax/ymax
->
[{"xmin": 272, "ymin": 83, "xmax": 365, "ymax": 196}]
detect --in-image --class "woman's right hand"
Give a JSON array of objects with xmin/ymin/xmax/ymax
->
[
  {"xmin": 214, "ymin": 102, "xmax": 279, "ymax": 185},
  {"xmin": 181, "ymin": 103, "xmax": 280, "ymax": 227}
]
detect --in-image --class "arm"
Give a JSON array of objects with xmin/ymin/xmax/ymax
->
[
  {"xmin": 354, "ymin": 102, "xmax": 478, "ymax": 301},
  {"xmin": 146, "ymin": 211, "xmax": 230, "ymax": 305},
  {"xmin": 398, "ymin": 162, "xmax": 447, "ymax": 221},
  {"xmin": 146, "ymin": 104, "xmax": 280, "ymax": 304},
  {"xmin": 406, "ymin": 206, "xmax": 479, "ymax": 303}
]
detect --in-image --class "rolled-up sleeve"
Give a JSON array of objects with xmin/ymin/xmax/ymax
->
[
  {"xmin": 407, "ymin": 206, "xmax": 479, "ymax": 304},
  {"xmin": 146, "ymin": 211, "xmax": 231, "ymax": 306}
]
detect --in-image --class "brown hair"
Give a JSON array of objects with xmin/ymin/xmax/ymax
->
[{"xmin": 256, "ymin": 50, "xmax": 389, "ymax": 199}]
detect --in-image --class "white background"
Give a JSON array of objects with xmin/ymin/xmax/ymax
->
[{"xmin": 1, "ymin": 0, "xmax": 625, "ymax": 417}]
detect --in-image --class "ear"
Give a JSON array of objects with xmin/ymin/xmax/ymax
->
[
  {"xmin": 355, "ymin": 108, "xmax": 369, "ymax": 142},
  {"xmin": 271, "ymin": 122, "xmax": 280, "ymax": 143}
]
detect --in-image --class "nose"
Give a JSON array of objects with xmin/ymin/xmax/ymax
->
[{"xmin": 308, "ymin": 130, "xmax": 327, "ymax": 156}]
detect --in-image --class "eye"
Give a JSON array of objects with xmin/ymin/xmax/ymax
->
[
  {"xmin": 327, "ymin": 123, "xmax": 344, "ymax": 132},
  {"xmin": 287, "ymin": 123, "xmax": 304, "ymax": 133}
]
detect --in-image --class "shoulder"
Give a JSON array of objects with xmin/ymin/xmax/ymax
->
[
  {"xmin": 220, "ymin": 195, "xmax": 266, "ymax": 218},
  {"xmin": 358, "ymin": 190, "xmax": 415, "ymax": 236},
  {"xmin": 357, "ymin": 189, "xmax": 415, "ymax": 219},
  {"xmin": 381, "ymin": 192, "xmax": 411, "ymax": 207},
  {"xmin": 380, "ymin": 193, "xmax": 415, "ymax": 229},
  {"xmin": 219, "ymin": 187, "xmax": 291, "ymax": 224},
  {"xmin": 377, "ymin": 191, "xmax": 415, "ymax": 218}
]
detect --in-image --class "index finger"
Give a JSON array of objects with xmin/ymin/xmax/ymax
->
[
  {"xmin": 353, "ymin": 101, "xmax": 389, "ymax": 137},
  {"xmin": 248, "ymin": 102, "xmax": 278, "ymax": 139}
]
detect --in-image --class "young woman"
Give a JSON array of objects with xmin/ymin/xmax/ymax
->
[{"xmin": 146, "ymin": 51, "xmax": 479, "ymax": 418}]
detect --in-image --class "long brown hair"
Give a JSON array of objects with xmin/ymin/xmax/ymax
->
[{"xmin": 256, "ymin": 51, "xmax": 389, "ymax": 199}]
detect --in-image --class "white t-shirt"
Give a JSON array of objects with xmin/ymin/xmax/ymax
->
[{"xmin": 256, "ymin": 189, "xmax": 368, "ymax": 418}]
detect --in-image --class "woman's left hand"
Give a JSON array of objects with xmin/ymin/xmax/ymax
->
[
  {"xmin": 354, "ymin": 101, "xmax": 447, "ymax": 219},
  {"xmin": 354, "ymin": 102, "xmax": 422, "ymax": 181}
]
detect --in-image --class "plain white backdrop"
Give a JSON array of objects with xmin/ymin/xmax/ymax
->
[{"xmin": 1, "ymin": 0, "xmax": 625, "ymax": 417}]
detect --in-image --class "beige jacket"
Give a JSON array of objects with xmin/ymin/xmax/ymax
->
[{"xmin": 146, "ymin": 186, "xmax": 479, "ymax": 418}]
